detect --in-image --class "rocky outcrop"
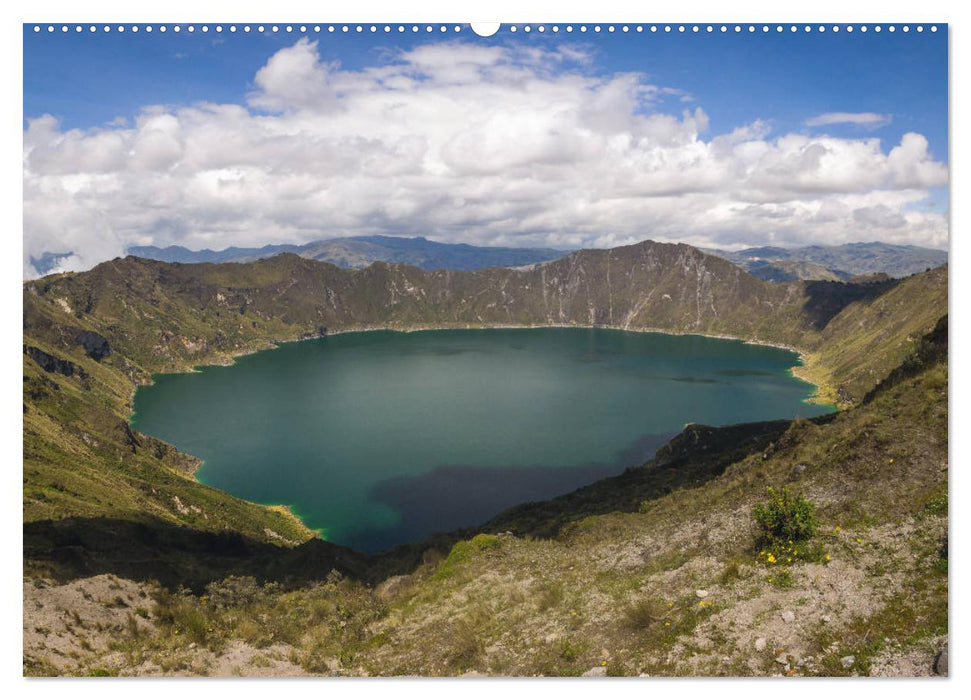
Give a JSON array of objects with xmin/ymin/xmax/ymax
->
[
  {"xmin": 75, "ymin": 330, "xmax": 111, "ymax": 361},
  {"xmin": 23, "ymin": 345, "xmax": 87, "ymax": 379},
  {"xmin": 935, "ymin": 643, "xmax": 948, "ymax": 676}
]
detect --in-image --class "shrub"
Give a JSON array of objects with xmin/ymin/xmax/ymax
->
[
  {"xmin": 718, "ymin": 559, "xmax": 742, "ymax": 584},
  {"xmin": 86, "ymin": 667, "xmax": 117, "ymax": 677},
  {"xmin": 173, "ymin": 602, "xmax": 209, "ymax": 645},
  {"xmin": 535, "ymin": 581, "xmax": 565, "ymax": 612},
  {"xmin": 767, "ymin": 568, "xmax": 795, "ymax": 589},
  {"xmin": 205, "ymin": 575, "xmax": 263, "ymax": 609},
  {"xmin": 752, "ymin": 487, "xmax": 818, "ymax": 546},
  {"xmin": 622, "ymin": 597, "xmax": 668, "ymax": 632},
  {"xmin": 923, "ymin": 491, "xmax": 948, "ymax": 516},
  {"xmin": 444, "ymin": 619, "xmax": 482, "ymax": 671},
  {"xmin": 559, "ymin": 638, "xmax": 580, "ymax": 661}
]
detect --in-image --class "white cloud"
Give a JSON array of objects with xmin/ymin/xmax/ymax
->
[
  {"xmin": 805, "ymin": 112, "xmax": 893, "ymax": 128},
  {"xmin": 23, "ymin": 40, "xmax": 948, "ymax": 278},
  {"xmin": 247, "ymin": 38, "xmax": 339, "ymax": 112}
]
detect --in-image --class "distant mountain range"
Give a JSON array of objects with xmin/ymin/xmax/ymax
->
[
  {"xmin": 127, "ymin": 235, "xmax": 567, "ymax": 272},
  {"xmin": 34, "ymin": 238, "xmax": 946, "ymax": 282},
  {"xmin": 703, "ymin": 242, "xmax": 948, "ymax": 281},
  {"xmin": 29, "ymin": 252, "xmax": 74, "ymax": 276}
]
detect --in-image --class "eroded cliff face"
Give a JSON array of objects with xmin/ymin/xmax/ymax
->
[{"xmin": 24, "ymin": 242, "xmax": 808, "ymax": 374}]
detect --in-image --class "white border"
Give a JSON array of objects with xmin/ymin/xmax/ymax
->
[{"xmin": 3, "ymin": 2, "xmax": 962, "ymax": 699}]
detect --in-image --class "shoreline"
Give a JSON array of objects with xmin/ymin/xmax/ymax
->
[
  {"xmin": 178, "ymin": 321, "xmax": 814, "ymax": 375},
  {"xmin": 193, "ymin": 459, "xmax": 320, "ymax": 543},
  {"xmin": 127, "ymin": 322, "xmax": 835, "ymax": 542},
  {"xmin": 267, "ymin": 504, "xmax": 323, "ymax": 543},
  {"xmin": 132, "ymin": 321, "xmax": 832, "ymax": 416},
  {"xmin": 274, "ymin": 323, "xmax": 828, "ymax": 405}
]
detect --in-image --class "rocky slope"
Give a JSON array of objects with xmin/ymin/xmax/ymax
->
[{"xmin": 22, "ymin": 239, "xmax": 947, "ymax": 676}]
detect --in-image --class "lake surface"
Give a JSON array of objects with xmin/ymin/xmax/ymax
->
[{"xmin": 131, "ymin": 328, "xmax": 832, "ymax": 552}]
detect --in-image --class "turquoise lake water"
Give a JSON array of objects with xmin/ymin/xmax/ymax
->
[{"xmin": 131, "ymin": 328, "xmax": 832, "ymax": 552}]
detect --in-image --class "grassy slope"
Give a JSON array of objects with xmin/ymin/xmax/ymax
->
[
  {"xmin": 800, "ymin": 266, "xmax": 948, "ymax": 403},
  {"xmin": 23, "ymin": 300, "xmax": 318, "ymax": 546},
  {"xmin": 25, "ymin": 318, "xmax": 947, "ymax": 676}
]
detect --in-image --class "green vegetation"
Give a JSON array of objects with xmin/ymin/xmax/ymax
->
[
  {"xmin": 434, "ymin": 534, "xmax": 502, "ymax": 581},
  {"xmin": 752, "ymin": 488, "xmax": 818, "ymax": 548},
  {"xmin": 21, "ymin": 241, "xmax": 947, "ymax": 676}
]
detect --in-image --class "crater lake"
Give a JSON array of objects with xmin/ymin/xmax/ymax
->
[{"xmin": 131, "ymin": 327, "xmax": 833, "ymax": 552}]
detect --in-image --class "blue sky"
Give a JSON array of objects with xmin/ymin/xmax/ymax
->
[
  {"xmin": 25, "ymin": 24, "xmax": 949, "ymax": 157},
  {"xmin": 23, "ymin": 24, "xmax": 949, "ymax": 274}
]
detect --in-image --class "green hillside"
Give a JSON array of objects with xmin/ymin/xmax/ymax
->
[{"xmin": 22, "ymin": 240, "xmax": 947, "ymax": 676}]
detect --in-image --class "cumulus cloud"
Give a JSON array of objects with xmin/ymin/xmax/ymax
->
[
  {"xmin": 23, "ymin": 39, "xmax": 948, "ymax": 278},
  {"xmin": 805, "ymin": 112, "xmax": 893, "ymax": 128}
]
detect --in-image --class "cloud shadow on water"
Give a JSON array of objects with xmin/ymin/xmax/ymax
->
[{"xmin": 343, "ymin": 431, "xmax": 678, "ymax": 553}]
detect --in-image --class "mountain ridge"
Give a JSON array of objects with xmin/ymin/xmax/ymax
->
[
  {"xmin": 22, "ymin": 238, "xmax": 948, "ymax": 676},
  {"xmin": 704, "ymin": 241, "xmax": 947, "ymax": 280},
  {"xmin": 127, "ymin": 234, "xmax": 567, "ymax": 272}
]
